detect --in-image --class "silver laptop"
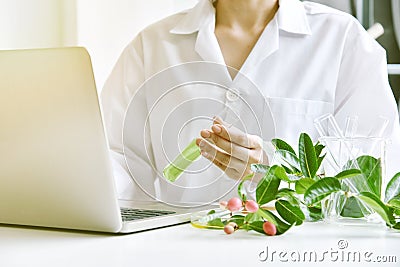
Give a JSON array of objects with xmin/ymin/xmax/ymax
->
[{"xmin": 0, "ymin": 47, "xmax": 208, "ymax": 233}]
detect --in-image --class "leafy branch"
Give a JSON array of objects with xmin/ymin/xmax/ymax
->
[{"xmin": 199, "ymin": 133, "xmax": 400, "ymax": 236}]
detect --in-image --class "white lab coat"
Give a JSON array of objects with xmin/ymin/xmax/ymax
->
[{"xmin": 101, "ymin": 0, "xmax": 400, "ymax": 203}]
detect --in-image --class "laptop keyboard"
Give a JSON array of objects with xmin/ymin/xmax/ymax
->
[{"xmin": 120, "ymin": 207, "xmax": 176, "ymax": 222}]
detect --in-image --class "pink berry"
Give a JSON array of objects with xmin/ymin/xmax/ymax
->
[
  {"xmin": 227, "ymin": 197, "xmax": 242, "ymax": 212},
  {"xmin": 245, "ymin": 200, "xmax": 259, "ymax": 213},
  {"xmin": 224, "ymin": 224, "xmax": 235, "ymax": 235},
  {"xmin": 263, "ymin": 221, "xmax": 277, "ymax": 236},
  {"xmin": 219, "ymin": 201, "xmax": 228, "ymax": 209}
]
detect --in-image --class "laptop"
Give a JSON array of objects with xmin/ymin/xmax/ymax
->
[{"xmin": 0, "ymin": 47, "xmax": 210, "ymax": 233}]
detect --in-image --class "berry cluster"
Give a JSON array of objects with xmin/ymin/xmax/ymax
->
[{"xmin": 220, "ymin": 197, "xmax": 277, "ymax": 236}]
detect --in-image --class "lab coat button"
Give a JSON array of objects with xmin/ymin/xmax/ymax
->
[{"xmin": 226, "ymin": 89, "xmax": 239, "ymax": 101}]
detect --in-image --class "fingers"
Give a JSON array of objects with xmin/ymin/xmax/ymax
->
[
  {"xmin": 196, "ymin": 137, "xmax": 260, "ymax": 172},
  {"xmin": 199, "ymin": 129, "xmax": 247, "ymax": 161},
  {"xmin": 211, "ymin": 116, "xmax": 261, "ymax": 149},
  {"xmin": 199, "ymin": 129, "xmax": 262, "ymax": 163},
  {"xmin": 198, "ymin": 140, "xmax": 252, "ymax": 179},
  {"xmin": 195, "ymin": 117, "xmax": 264, "ymax": 180}
]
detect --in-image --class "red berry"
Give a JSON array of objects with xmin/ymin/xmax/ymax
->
[
  {"xmin": 224, "ymin": 224, "xmax": 235, "ymax": 235},
  {"xmin": 245, "ymin": 200, "xmax": 259, "ymax": 213},
  {"xmin": 263, "ymin": 221, "xmax": 277, "ymax": 236},
  {"xmin": 227, "ymin": 197, "xmax": 242, "ymax": 212}
]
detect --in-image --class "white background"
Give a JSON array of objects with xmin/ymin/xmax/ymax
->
[{"xmin": 0, "ymin": 0, "xmax": 198, "ymax": 90}]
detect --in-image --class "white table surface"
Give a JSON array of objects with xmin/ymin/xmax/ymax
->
[{"xmin": 1, "ymin": 218, "xmax": 399, "ymax": 267}]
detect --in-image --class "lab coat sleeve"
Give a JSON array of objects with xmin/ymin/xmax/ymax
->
[
  {"xmin": 334, "ymin": 19, "xmax": 400, "ymax": 179},
  {"xmin": 101, "ymin": 35, "xmax": 156, "ymax": 201}
]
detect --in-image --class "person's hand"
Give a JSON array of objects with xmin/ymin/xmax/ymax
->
[{"xmin": 196, "ymin": 117, "xmax": 268, "ymax": 181}]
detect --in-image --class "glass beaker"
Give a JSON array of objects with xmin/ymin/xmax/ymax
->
[{"xmin": 319, "ymin": 136, "xmax": 387, "ymax": 225}]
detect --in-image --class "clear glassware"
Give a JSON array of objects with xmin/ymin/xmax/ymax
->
[
  {"xmin": 319, "ymin": 136, "xmax": 387, "ymax": 225},
  {"xmin": 163, "ymin": 138, "xmax": 201, "ymax": 182}
]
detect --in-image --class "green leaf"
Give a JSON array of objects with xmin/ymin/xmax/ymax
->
[
  {"xmin": 248, "ymin": 221, "xmax": 265, "ymax": 234},
  {"xmin": 207, "ymin": 210, "xmax": 216, "ymax": 215},
  {"xmin": 287, "ymin": 174, "xmax": 302, "ymax": 182},
  {"xmin": 228, "ymin": 215, "xmax": 245, "ymax": 227},
  {"xmin": 251, "ymin": 164, "xmax": 289, "ymax": 182},
  {"xmin": 275, "ymin": 200, "xmax": 305, "ymax": 225},
  {"xmin": 256, "ymin": 166, "xmax": 281, "ymax": 205},
  {"xmin": 205, "ymin": 210, "xmax": 228, "ymax": 228},
  {"xmin": 295, "ymin": 178, "xmax": 316, "ymax": 194},
  {"xmin": 274, "ymin": 149, "xmax": 301, "ymax": 173},
  {"xmin": 276, "ymin": 188, "xmax": 300, "ymax": 205},
  {"xmin": 306, "ymin": 206, "xmax": 323, "ymax": 222},
  {"xmin": 256, "ymin": 209, "xmax": 294, "ymax": 235},
  {"xmin": 282, "ymin": 164, "xmax": 295, "ymax": 175},
  {"xmin": 314, "ymin": 143, "xmax": 325, "ymax": 158},
  {"xmin": 207, "ymin": 218, "xmax": 225, "ymax": 227},
  {"xmin": 395, "ymin": 208, "xmax": 400, "ymax": 216},
  {"xmin": 314, "ymin": 143, "xmax": 326, "ymax": 171},
  {"xmin": 340, "ymin": 197, "xmax": 365, "ymax": 218},
  {"xmin": 276, "ymin": 188, "xmax": 296, "ymax": 194},
  {"xmin": 317, "ymin": 155, "xmax": 325, "ymax": 172},
  {"xmin": 356, "ymin": 156, "xmax": 382, "ymax": 197},
  {"xmin": 385, "ymin": 172, "xmax": 400, "ymax": 203},
  {"xmin": 244, "ymin": 212, "xmax": 262, "ymax": 224},
  {"xmin": 304, "ymin": 177, "xmax": 341, "ymax": 206},
  {"xmin": 335, "ymin": 169, "xmax": 362, "ymax": 180},
  {"xmin": 388, "ymin": 196, "xmax": 400, "ymax": 209},
  {"xmin": 298, "ymin": 133, "xmax": 318, "ymax": 178},
  {"xmin": 356, "ymin": 192, "xmax": 395, "ymax": 226},
  {"xmin": 271, "ymin": 165, "xmax": 290, "ymax": 182},
  {"xmin": 272, "ymin": 138, "xmax": 296, "ymax": 155},
  {"xmin": 237, "ymin": 174, "xmax": 253, "ymax": 202},
  {"xmin": 393, "ymin": 222, "xmax": 400, "ymax": 230},
  {"xmin": 251, "ymin": 164, "xmax": 270, "ymax": 174}
]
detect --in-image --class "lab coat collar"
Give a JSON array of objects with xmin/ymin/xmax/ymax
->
[
  {"xmin": 170, "ymin": 0, "xmax": 311, "ymax": 73},
  {"xmin": 170, "ymin": 0, "xmax": 312, "ymax": 36},
  {"xmin": 169, "ymin": 0, "xmax": 214, "ymax": 35},
  {"xmin": 277, "ymin": 0, "xmax": 312, "ymax": 35}
]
